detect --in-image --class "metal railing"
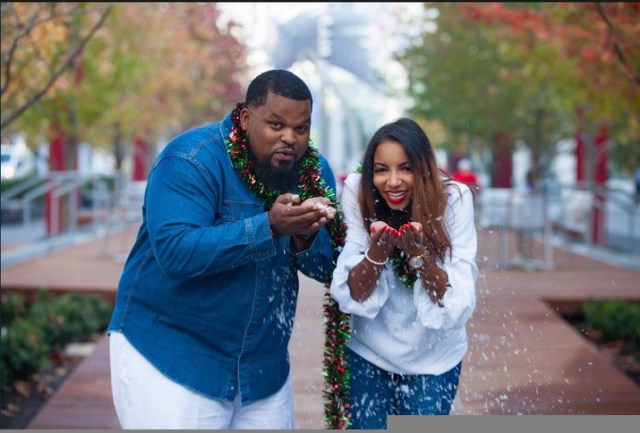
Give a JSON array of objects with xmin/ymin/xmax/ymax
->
[
  {"xmin": 476, "ymin": 182, "xmax": 639, "ymax": 271},
  {"xmin": 1, "ymin": 171, "xmax": 129, "ymax": 238},
  {"xmin": 1, "ymin": 171, "xmax": 146, "ymax": 236},
  {"xmin": 4, "ymin": 173, "xmax": 637, "ymax": 263},
  {"xmin": 542, "ymin": 180, "xmax": 639, "ymax": 255},
  {"xmin": 1, "ymin": 171, "xmax": 149, "ymax": 267},
  {"xmin": 477, "ymin": 188, "xmax": 554, "ymax": 270}
]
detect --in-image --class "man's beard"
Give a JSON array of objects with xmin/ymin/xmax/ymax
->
[{"xmin": 249, "ymin": 147, "xmax": 300, "ymax": 193}]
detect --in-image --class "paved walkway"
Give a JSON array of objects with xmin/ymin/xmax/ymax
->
[{"xmin": 1, "ymin": 225, "xmax": 640, "ymax": 429}]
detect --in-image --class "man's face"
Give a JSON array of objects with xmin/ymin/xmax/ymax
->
[
  {"xmin": 240, "ymin": 91, "xmax": 312, "ymax": 192},
  {"xmin": 241, "ymin": 91, "xmax": 311, "ymax": 167}
]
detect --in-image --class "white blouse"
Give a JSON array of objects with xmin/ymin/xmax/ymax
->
[{"xmin": 330, "ymin": 173, "xmax": 478, "ymax": 375}]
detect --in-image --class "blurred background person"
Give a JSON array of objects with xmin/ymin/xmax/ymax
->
[{"xmin": 452, "ymin": 158, "xmax": 480, "ymax": 195}]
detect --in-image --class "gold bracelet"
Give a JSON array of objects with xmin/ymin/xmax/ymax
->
[{"xmin": 364, "ymin": 248, "xmax": 386, "ymax": 266}]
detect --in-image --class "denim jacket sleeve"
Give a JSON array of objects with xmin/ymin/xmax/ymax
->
[
  {"xmin": 144, "ymin": 153, "xmax": 278, "ymax": 279},
  {"xmin": 143, "ymin": 135, "xmax": 338, "ymax": 282}
]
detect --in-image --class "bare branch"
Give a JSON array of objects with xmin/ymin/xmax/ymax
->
[
  {"xmin": 1, "ymin": 5, "xmax": 113, "ymax": 131},
  {"xmin": 1, "ymin": 4, "xmax": 43, "ymax": 96},
  {"xmin": 595, "ymin": 2, "xmax": 640, "ymax": 86}
]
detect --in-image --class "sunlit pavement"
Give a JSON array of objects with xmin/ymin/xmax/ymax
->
[{"xmin": 1, "ymin": 225, "xmax": 639, "ymax": 428}]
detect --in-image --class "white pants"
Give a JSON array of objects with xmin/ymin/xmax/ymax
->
[{"xmin": 109, "ymin": 332, "xmax": 294, "ymax": 429}]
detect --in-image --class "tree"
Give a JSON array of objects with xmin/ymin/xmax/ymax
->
[
  {"xmin": 1, "ymin": 3, "xmax": 112, "ymax": 132},
  {"xmin": 53, "ymin": 3, "xmax": 249, "ymax": 174},
  {"xmin": 3, "ymin": 3, "xmax": 248, "ymax": 157},
  {"xmin": 2, "ymin": 3, "xmax": 248, "ymax": 234},
  {"xmin": 395, "ymin": 3, "xmax": 527, "ymax": 187},
  {"xmin": 465, "ymin": 2, "xmax": 640, "ymax": 174}
]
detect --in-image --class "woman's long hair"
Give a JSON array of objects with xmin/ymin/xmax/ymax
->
[{"xmin": 358, "ymin": 118, "xmax": 453, "ymax": 262}]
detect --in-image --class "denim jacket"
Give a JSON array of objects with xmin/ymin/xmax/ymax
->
[{"xmin": 107, "ymin": 110, "xmax": 337, "ymax": 405}]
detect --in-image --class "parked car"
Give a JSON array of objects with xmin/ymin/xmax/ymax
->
[{"xmin": 1, "ymin": 134, "xmax": 36, "ymax": 181}]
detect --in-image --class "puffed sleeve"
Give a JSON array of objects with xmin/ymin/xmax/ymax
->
[
  {"xmin": 413, "ymin": 183, "xmax": 478, "ymax": 329},
  {"xmin": 330, "ymin": 173, "xmax": 391, "ymax": 318}
]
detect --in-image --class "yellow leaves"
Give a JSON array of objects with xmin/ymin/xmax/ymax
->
[
  {"xmin": 2, "ymin": 3, "xmax": 113, "ymax": 132},
  {"xmin": 33, "ymin": 17, "xmax": 68, "ymax": 48},
  {"xmin": 416, "ymin": 118, "xmax": 448, "ymax": 150},
  {"xmin": 3, "ymin": 2, "xmax": 246, "ymax": 157},
  {"xmin": 10, "ymin": 4, "xmax": 69, "ymax": 65}
]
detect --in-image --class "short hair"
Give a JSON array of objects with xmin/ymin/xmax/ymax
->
[{"xmin": 245, "ymin": 69, "xmax": 313, "ymax": 108}]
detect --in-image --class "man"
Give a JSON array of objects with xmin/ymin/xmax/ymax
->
[{"xmin": 108, "ymin": 69, "xmax": 340, "ymax": 429}]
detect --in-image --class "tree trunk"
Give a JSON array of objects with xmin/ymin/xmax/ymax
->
[
  {"xmin": 45, "ymin": 109, "xmax": 79, "ymax": 236},
  {"xmin": 491, "ymin": 130, "xmax": 513, "ymax": 188}
]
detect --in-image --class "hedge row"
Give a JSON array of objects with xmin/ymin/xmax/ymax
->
[
  {"xmin": 1, "ymin": 290, "xmax": 112, "ymax": 393},
  {"xmin": 583, "ymin": 297, "xmax": 640, "ymax": 360}
]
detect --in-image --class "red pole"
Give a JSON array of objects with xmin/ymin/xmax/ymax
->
[
  {"xmin": 490, "ymin": 131, "xmax": 513, "ymax": 188},
  {"xmin": 45, "ymin": 58, "xmax": 83, "ymax": 236},
  {"xmin": 132, "ymin": 138, "xmax": 149, "ymax": 181},
  {"xmin": 592, "ymin": 123, "xmax": 608, "ymax": 246},
  {"xmin": 45, "ymin": 126, "xmax": 66, "ymax": 236},
  {"xmin": 493, "ymin": 148, "xmax": 513, "ymax": 188},
  {"xmin": 575, "ymin": 107, "xmax": 585, "ymax": 183}
]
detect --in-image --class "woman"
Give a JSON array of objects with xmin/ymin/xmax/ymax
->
[{"xmin": 330, "ymin": 118, "xmax": 478, "ymax": 429}]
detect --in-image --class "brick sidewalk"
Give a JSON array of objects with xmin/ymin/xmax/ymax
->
[{"xmin": 1, "ymin": 227, "xmax": 639, "ymax": 428}]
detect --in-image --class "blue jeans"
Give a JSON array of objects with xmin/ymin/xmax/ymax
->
[{"xmin": 346, "ymin": 348, "xmax": 461, "ymax": 430}]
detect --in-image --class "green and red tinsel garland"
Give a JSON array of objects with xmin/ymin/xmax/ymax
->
[
  {"xmin": 388, "ymin": 250, "xmax": 418, "ymax": 288},
  {"xmin": 226, "ymin": 103, "xmax": 352, "ymax": 429},
  {"xmin": 388, "ymin": 215, "xmax": 419, "ymax": 289}
]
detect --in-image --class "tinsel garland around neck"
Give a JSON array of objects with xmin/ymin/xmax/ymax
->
[
  {"xmin": 387, "ymin": 218, "xmax": 420, "ymax": 289},
  {"xmin": 226, "ymin": 102, "xmax": 352, "ymax": 429}
]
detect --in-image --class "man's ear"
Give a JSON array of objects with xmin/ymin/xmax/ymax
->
[{"xmin": 239, "ymin": 106, "xmax": 250, "ymax": 131}]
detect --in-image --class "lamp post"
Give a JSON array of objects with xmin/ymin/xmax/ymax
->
[{"xmin": 316, "ymin": 4, "xmax": 334, "ymax": 157}]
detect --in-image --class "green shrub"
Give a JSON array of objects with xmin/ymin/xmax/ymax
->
[
  {"xmin": 1, "ymin": 317, "xmax": 51, "ymax": 387},
  {"xmin": 583, "ymin": 298, "xmax": 640, "ymax": 346},
  {"xmin": 0, "ymin": 292, "xmax": 28, "ymax": 326},
  {"xmin": 51, "ymin": 293, "xmax": 113, "ymax": 345},
  {"xmin": 27, "ymin": 291, "xmax": 68, "ymax": 351},
  {"xmin": 1, "ymin": 291, "xmax": 112, "ymax": 393}
]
